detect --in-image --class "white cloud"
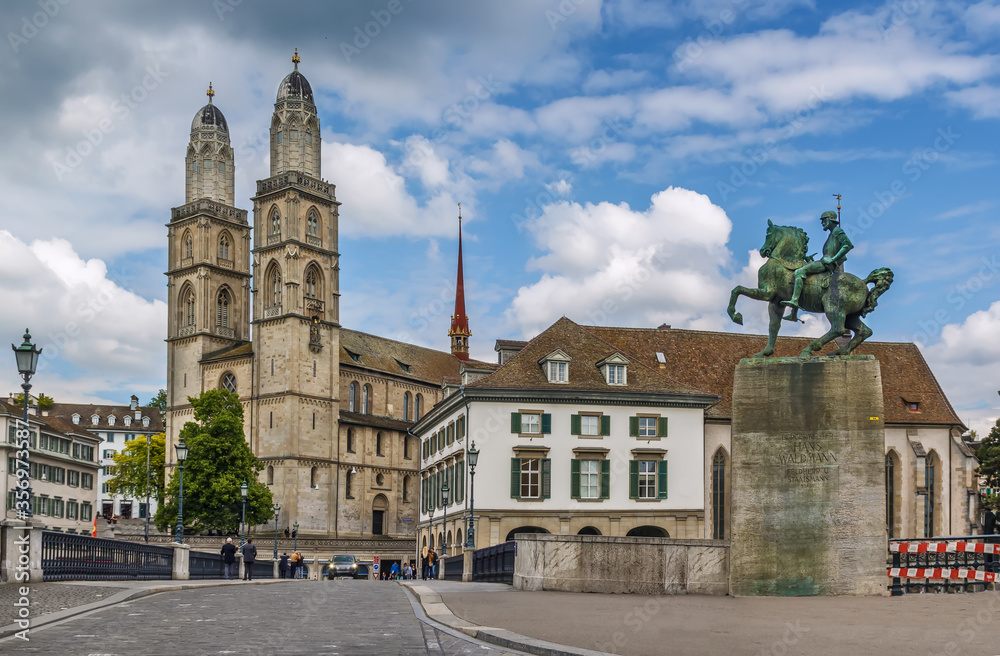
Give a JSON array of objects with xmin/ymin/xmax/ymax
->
[
  {"xmin": 582, "ymin": 69, "xmax": 649, "ymax": 94},
  {"xmin": 946, "ymin": 85, "xmax": 1000, "ymax": 119},
  {"xmin": 965, "ymin": 1, "xmax": 1000, "ymax": 34},
  {"xmin": 546, "ymin": 179, "xmax": 573, "ymax": 196},
  {"xmin": 466, "ymin": 139, "xmax": 540, "ymax": 184},
  {"xmin": 535, "ymin": 95, "xmax": 634, "ymax": 142}
]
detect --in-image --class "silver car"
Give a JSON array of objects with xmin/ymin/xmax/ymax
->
[{"xmin": 329, "ymin": 554, "xmax": 361, "ymax": 578}]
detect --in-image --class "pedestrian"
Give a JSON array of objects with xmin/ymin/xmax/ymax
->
[
  {"xmin": 279, "ymin": 552, "xmax": 290, "ymax": 579},
  {"xmin": 241, "ymin": 538, "xmax": 257, "ymax": 581},
  {"xmin": 284, "ymin": 526, "xmax": 290, "ymax": 539},
  {"xmin": 402, "ymin": 562, "xmax": 411, "ymax": 580},
  {"xmin": 220, "ymin": 537, "xmax": 237, "ymax": 580},
  {"xmin": 420, "ymin": 546, "xmax": 429, "ymax": 580},
  {"xmin": 389, "ymin": 561, "xmax": 400, "ymax": 580},
  {"xmin": 290, "ymin": 550, "xmax": 301, "ymax": 579},
  {"xmin": 427, "ymin": 547, "xmax": 437, "ymax": 580},
  {"xmin": 294, "ymin": 551, "xmax": 304, "ymax": 578}
]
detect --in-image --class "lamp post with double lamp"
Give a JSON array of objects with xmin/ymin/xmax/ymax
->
[
  {"xmin": 441, "ymin": 481, "xmax": 450, "ymax": 559},
  {"xmin": 293, "ymin": 521, "xmax": 299, "ymax": 552},
  {"xmin": 272, "ymin": 503, "xmax": 280, "ymax": 559},
  {"xmin": 174, "ymin": 438, "xmax": 188, "ymax": 544},
  {"xmin": 11, "ymin": 330, "xmax": 41, "ymax": 520},
  {"xmin": 466, "ymin": 442, "xmax": 479, "ymax": 549},
  {"xmin": 239, "ymin": 480, "xmax": 248, "ymax": 546}
]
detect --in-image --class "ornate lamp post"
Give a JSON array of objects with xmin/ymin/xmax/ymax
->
[
  {"xmin": 441, "ymin": 480, "xmax": 450, "ymax": 559},
  {"xmin": 11, "ymin": 330, "xmax": 41, "ymax": 520},
  {"xmin": 239, "ymin": 480, "xmax": 248, "ymax": 546},
  {"xmin": 144, "ymin": 433, "xmax": 151, "ymax": 543},
  {"xmin": 174, "ymin": 438, "xmax": 188, "ymax": 544},
  {"xmin": 466, "ymin": 442, "xmax": 479, "ymax": 549},
  {"xmin": 293, "ymin": 521, "xmax": 299, "ymax": 552},
  {"xmin": 272, "ymin": 503, "xmax": 281, "ymax": 559}
]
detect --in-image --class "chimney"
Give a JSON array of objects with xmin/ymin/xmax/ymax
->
[{"xmin": 129, "ymin": 395, "xmax": 138, "ymax": 411}]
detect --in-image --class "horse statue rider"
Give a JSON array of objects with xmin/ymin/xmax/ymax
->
[{"xmin": 727, "ymin": 208, "xmax": 893, "ymax": 359}]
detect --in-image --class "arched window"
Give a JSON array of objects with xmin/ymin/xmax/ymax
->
[
  {"xmin": 269, "ymin": 208, "xmax": 280, "ymax": 235},
  {"xmin": 403, "ymin": 475, "xmax": 411, "ymax": 501},
  {"xmin": 265, "ymin": 264, "xmax": 282, "ymax": 308},
  {"xmin": 345, "ymin": 469, "xmax": 354, "ymax": 499},
  {"xmin": 346, "ymin": 428, "xmax": 354, "ymax": 453},
  {"xmin": 218, "ymin": 233, "xmax": 230, "ymax": 260},
  {"xmin": 307, "ymin": 211, "xmax": 319, "ymax": 237},
  {"xmin": 362, "ymin": 384, "xmax": 371, "ymax": 414},
  {"xmin": 310, "ymin": 466, "xmax": 317, "ymax": 488},
  {"xmin": 403, "ymin": 392, "xmax": 411, "ymax": 421},
  {"xmin": 885, "ymin": 451, "xmax": 901, "ymax": 539},
  {"xmin": 925, "ymin": 450, "xmax": 941, "ymax": 538},
  {"xmin": 267, "ymin": 465, "xmax": 274, "ymax": 485},
  {"xmin": 376, "ymin": 432, "xmax": 383, "ymax": 456},
  {"xmin": 415, "ymin": 394, "xmax": 422, "ymax": 421},
  {"xmin": 712, "ymin": 448, "xmax": 729, "ymax": 540},
  {"xmin": 180, "ymin": 285, "xmax": 196, "ymax": 327},
  {"xmin": 221, "ymin": 372, "xmax": 237, "ymax": 393},
  {"xmin": 349, "ymin": 382, "xmax": 358, "ymax": 412},
  {"xmin": 305, "ymin": 267, "xmax": 318, "ymax": 299},
  {"xmin": 216, "ymin": 289, "xmax": 231, "ymax": 327},
  {"xmin": 183, "ymin": 231, "xmax": 193, "ymax": 259}
]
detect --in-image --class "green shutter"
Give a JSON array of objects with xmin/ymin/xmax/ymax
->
[
  {"xmin": 629, "ymin": 460, "xmax": 639, "ymax": 499},
  {"xmin": 601, "ymin": 459, "xmax": 611, "ymax": 499},
  {"xmin": 570, "ymin": 414, "xmax": 581, "ymax": 435},
  {"xmin": 448, "ymin": 424, "xmax": 454, "ymax": 445},
  {"xmin": 511, "ymin": 412, "xmax": 521, "ymax": 433},
  {"xmin": 658, "ymin": 417, "xmax": 669, "ymax": 437},
  {"xmin": 541, "ymin": 458, "xmax": 551, "ymax": 498},
  {"xmin": 541, "ymin": 414, "xmax": 552, "ymax": 434},
  {"xmin": 510, "ymin": 458, "xmax": 521, "ymax": 498},
  {"xmin": 658, "ymin": 460, "xmax": 668, "ymax": 499},
  {"xmin": 570, "ymin": 459, "xmax": 581, "ymax": 499},
  {"xmin": 601, "ymin": 415, "xmax": 611, "ymax": 436},
  {"xmin": 457, "ymin": 460, "xmax": 464, "ymax": 502},
  {"xmin": 629, "ymin": 416, "xmax": 639, "ymax": 437}
]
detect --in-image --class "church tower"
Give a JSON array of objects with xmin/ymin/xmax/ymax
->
[
  {"xmin": 448, "ymin": 206, "xmax": 471, "ymax": 360},
  {"xmin": 166, "ymin": 85, "xmax": 250, "ymax": 450},
  {"xmin": 251, "ymin": 50, "xmax": 342, "ymax": 536}
]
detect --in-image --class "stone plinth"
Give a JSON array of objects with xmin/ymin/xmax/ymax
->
[{"xmin": 730, "ymin": 356, "xmax": 886, "ymax": 596}]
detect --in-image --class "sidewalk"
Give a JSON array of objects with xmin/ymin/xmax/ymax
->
[
  {"xmin": 0, "ymin": 578, "xmax": 292, "ymax": 639},
  {"xmin": 403, "ymin": 580, "xmax": 1000, "ymax": 656}
]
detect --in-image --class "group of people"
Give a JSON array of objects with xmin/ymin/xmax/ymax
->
[
  {"xmin": 278, "ymin": 551, "xmax": 305, "ymax": 578},
  {"xmin": 380, "ymin": 561, "xmax": 416, "ymax": 580},
  {"xmin": 220, "ymin": 537, "xmax": 258, "ymax": 580}
]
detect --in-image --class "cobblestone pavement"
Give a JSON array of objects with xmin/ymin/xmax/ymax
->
[
  {"xmin": 0, "ymin": 580, "xmax": 527, "ymax": 655},
  {"xmin": 0, "ymin": 582, "xmax": 131, "ymax": 626}
]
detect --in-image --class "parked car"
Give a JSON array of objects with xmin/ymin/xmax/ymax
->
[{"xmin": 329, "ymin": 554, "xmax": 362, "ymax": 579}]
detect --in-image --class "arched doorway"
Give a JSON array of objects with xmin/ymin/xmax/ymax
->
[
  {"xmin": 626, "ymin": 526, "xmax": 669, "ymax": 538},
  {"xmin": 505, "ymin": 526, "xmax": 549, "ymax": 542},
  {"xmin": 372, "ymin": 494, "xmax": 388, "ymax": 536},
  {"xmin": 577, "ymin": 526, "xmax": 601, "ymax": 535}
]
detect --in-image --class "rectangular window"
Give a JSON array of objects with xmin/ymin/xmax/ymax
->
[
  {"xmin": 520, "ymin": 458, "xmax": 540, "ymax": 498},
  {"xmin": 639, "ymin": 417, "xmax": 656, "ymax": 438},
  {"xmin": 548, "ymin": 361, "xmax": 567, "ymax": 383},
  {"xmin": 53, "ymin": 499, "xmax": 64, "ymax": 518},
  {"xmin": 630, "ymin": 460, "xmax": 668, "ymax": 500},
  {"xmin": 580, "ymin": 415, "xmax": 599, "ymax": 436},
  {"xmin": 67, "ymin": 501, "xmax": 78, "ymax": 520},
  {"xmin": 606, "ymin": 364, "xmax": 626, "ymax": 385},
  {"xmin": 82, "ymin": 473, "xmax": 93, "ymax": 490},
  {"xmin": 68, "ymin": 470, "xmax": 80, "ymax": 487},
  {"xmin": 580, "ymin": 460, "xmax": 600, "ymax": 499},
  {"xmin": 107, "ymin": 434, "xmax": 115, "ymax": 443},
  {"xmin": 638, "ymin": 461, "xmax": 656, "ymax": 499},
  {"xmin": 218, "ymin": 161, "xmax": 226, "ymax": 174},
  {"xmin": 276, "ymin": 131, "xmax": 283, "ymax": 144},
  {"xmin": 81, "ymin": 502, "xmax": 92, "ymax": 521},
  {"xmin": 630, "ymin": 416, "xmax": 667, "ymax": 439},
  {"xmin": 203, "ymin": 159, "xmax": 212, "ymax": 170},
  {"xmin": 290, "ymin": 129, "xmax": 299, "ymax": 141},
  {"xmin": 306, "ymin": 131, "xmax": 312, "ymax": 145}
]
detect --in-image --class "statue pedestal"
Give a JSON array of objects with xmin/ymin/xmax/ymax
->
[{"xmin": 730, "ymin": 356, "xmax": 887, "ymax": 596}]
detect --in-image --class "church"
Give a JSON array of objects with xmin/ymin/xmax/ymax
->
[{"xmin": 164, "ymin": 51, "xmax": 483, "ymax": 560}]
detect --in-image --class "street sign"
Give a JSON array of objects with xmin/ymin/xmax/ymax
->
[{"xmin": 373, "ymin": 555, "xmax": 380, "ymax": 573}]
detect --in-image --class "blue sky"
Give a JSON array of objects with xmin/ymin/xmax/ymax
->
[{"xmin": 0, "ymin": 0, "xmax": 997, "ymax": 432}]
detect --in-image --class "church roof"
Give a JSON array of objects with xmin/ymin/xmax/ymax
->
[
  {"xmin": 340, "ymin": 328, "xmax": 487, "ymax": 386},
  {"xmin": 277, "ymin": 70, "xmax": 314, "ymax": 103},
  {"xmin": 201, "ymin": 341, "xmax": 253, "ymax": 363},
  {"xmin": 192, "ymin": 102, "xmax": 228, "ymax": 133},
  {"xmin": 582, "ymin": 325, "xmax": 964, "ymax": 426},
  {"xmin": 339, "ymin": 411, "xmax": 413, "ymax": 432}
]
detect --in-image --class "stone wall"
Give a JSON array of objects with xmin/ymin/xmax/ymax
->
[{"xmin": 512, "ymin": 534, "xmax": 729, "ymax": 596}]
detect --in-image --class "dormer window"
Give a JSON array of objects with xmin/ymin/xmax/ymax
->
[
  {"xmin": 71, "ymin": 414, "xmax": 80, "ymax": 425},
  {"xmin": 598, "ymin": 353, "xmax": 630, "ymax": 386},
  {"xmin": 345, "ymin": 348, "xmax": 361, "ymax": 363},
  {"xmin": 124, "ymin": 416, "xmax": 132, "ymax": 427},
  {"xmin": 91, "ymin": 414, "xmax": 99, "ymax": 425},
  {"xmin": 539, "ymin": 349, "xmax": 571, "ymax": 384},
  {"xmin": 906, "ymin": 401, "xmax": 920, "ymax": 413},
  {"xmin": 107, "ymin": 415, "xmax": 116, "ymax": 426},
  {"xmin": 396, "ymin": 359, "xmax": 411, "ymax": 373},
  {"xmin": 142, "ymin": 417, "xmax": 150, "ymax": 427}
]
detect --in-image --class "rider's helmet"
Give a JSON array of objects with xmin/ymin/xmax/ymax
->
[{"xmin": 820, "ymin": 210, "xmax": 838, "ymax": 224}]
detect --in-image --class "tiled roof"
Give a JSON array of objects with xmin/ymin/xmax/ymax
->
[
  {"xmin": 340, "ymin": 329, "xmax": 481, "ymax": 386},
  {"xmin": 468, "ymin": 317, "xmax": 716, "ymax": 398},
  {"xmin": 339, "ymin": 410, "xmax": 412, "ymax": 432},
  {"xmin": 202, "ymin": 341, "xmax": 253, "ymax": 363},
  {"xmin": 47, "ymin": 403, "xmax": 165, "ymax": 432},
  {"xmin": 0, "ymin": 402, "xmax": 102, "ymax": 441},
  {"xmin": 583, "ymin": 325, "xmax": 963, "ymax": 426},
  {"xmin": 495, "ymin": 339, "xmax": 528, "ymax": 349}
]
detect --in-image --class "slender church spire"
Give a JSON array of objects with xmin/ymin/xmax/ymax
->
[{"xmin": 449, "ymin": 204, "xmax": 471, "ymax": 361}]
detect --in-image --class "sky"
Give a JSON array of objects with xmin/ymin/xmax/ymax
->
[{"xmin": 0, "ymin": 0, "xmax": 998, "ymax": 434}]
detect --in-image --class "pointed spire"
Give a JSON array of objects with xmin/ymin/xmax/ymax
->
[
  {"xmin": 449, "ymin": 204, "xmax": 471, "ymax": 361},
  {"xmin": 206, "ymin": 82, "xmax": 215, "ymax": 103},
  {"xmin": 292, "ymin": 48, "xmax": 300, "ymax": 71}
]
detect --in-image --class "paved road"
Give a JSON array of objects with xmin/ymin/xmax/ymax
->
[
  {"xmin": 0, "ymin": 582, "xmax": 131, "ymax": 626},
  {"xmin": 0, "ymin": 581, "xmax": 527, "ymax": 655}
]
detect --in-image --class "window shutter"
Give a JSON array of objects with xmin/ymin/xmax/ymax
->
[
  {"xmin": 658, "ymin": 417, "xmax": 669, "ymax": 437},
  {"xmin": 601, "ymin": 459, "xmax": 611, "ymax": 499},
  {"xmin": 629, "ymin": 460, "xmax": 639, "ymax": 499},
  {"xmin": 511, "ymin": 412, "xmax": 521, "ymax": 434},
  {"xmin": 570, "ymin": 414, "xmax": 581, "ymax": 435},
  {"xmin": 541, "ymin": 458, "xmax": 552, "ymax": 498},
  {"xmin": 457, "ymin": 460, "xmax": 464, "ymax": 502},
  {"xmin": 541, "ymin": 414, "xmax": 552, "ymax": 434},
  {"xmin": 629, "ymin": 416, "xmax": 639, "ymax": 437},
  {"xmin": 447, "ymin": 424, "xmax": 454, "ymax": 445},
  {"xmin": 510, "ymin": 458, "xmax": 521, "ymax": 499},
  {"xmin": 570, "ymin": 459, "xmax": 581, "ymax": 499},
  {"xmin": 601, "ymin": 415, "xmax": 611, "ymax": 436},
  {"xmin": 658, "ymin": 460, "xmax": 668, "ymax": 499}
]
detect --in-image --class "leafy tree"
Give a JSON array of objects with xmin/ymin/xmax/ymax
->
[
  {"xmin": 12, "ymin": 392, "xmax": 52, "ymax": 408},
  {"xmin": 107, "ymin": 433, "xmax": 166, "ymax": 504},
  {"xmin": 149, "ymin": 389, "xmax": 167, "ymax": 416},
  {"xmin": 154, "ymin": 390, "xmax": 272, "ymax": 534},
  {"xmin": 974, "ymin": 395, "xmax": 1000, "ymax": 512}
]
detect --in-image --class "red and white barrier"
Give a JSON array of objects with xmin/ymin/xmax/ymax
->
[
  {"xmin": 889, "ymin": 541, "xmax": 1000, "ymax": 555},
  {"xmin": 887, "ymin": 567, "xmax": 996, "ymax": 583}
]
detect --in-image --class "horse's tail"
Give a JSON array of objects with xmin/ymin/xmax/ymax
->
[{"xmin": 862, "ymin": 267, "xmax": 894, "ymax": 317}]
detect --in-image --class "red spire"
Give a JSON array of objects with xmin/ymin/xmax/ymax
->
[{"xmin": 449, "ymin": 204, "xmax": 471, "ymax": 360}]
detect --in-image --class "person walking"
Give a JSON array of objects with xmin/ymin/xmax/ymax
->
[
  {"xmin": 241, "ymin": 538, "xmax": 257, "ymax": 581},
  {"xmin": 221, "ymin": 537, "xmax": 237, "ymax": 580},
  {"xmin": 389, "ymin": 561, "xmax": 400, "ymax": 580},
  {"xmin": 427, "ymin": 547, "xmax": 437, "ymax": 580},
  {"xmin": 279, "ymin": 552, "xmax": 290, "ymax": 579},
  {"xmin": 420, "ymin": 546, "xmax": 429, "ymax": 580},
  {"xmin": 290, "ymin": 550, "xmax": 301, "ymax": 579}
]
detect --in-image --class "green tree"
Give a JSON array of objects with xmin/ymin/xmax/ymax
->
[
  {"xmin": 12, "ymin": 392, "xmax": 52, "ymax": 408},
  {"xmin": 974, "ymin": 396, "xmax": 1000, "ymax": 511},
  {"xmin": 107, "ymin": 433, "xmax": 166, "ymax": 504},
  {"xmin": 149, "ymin": 389, "xmax": 167, "ymax": 416},
  {"xmin": 154, "ymin": 389, "xmax": 272, "ymax": 534}
]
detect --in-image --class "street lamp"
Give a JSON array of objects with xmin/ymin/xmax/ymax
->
[
  {"xmin": 293, "ymin": 521, "xmax": 299, "ymax": 552},
  {"xmin": 466, "ymin": 442, "xmax": 479, "ymax": 549},
  {"xmin": 174, "ymin": 438, "xmax": 188, "ymax": 544},
  {"xmin": 272, "ymin": 503, "xmax": 281, "ymax": 559},
  {"xmin": 240, "ymin": 480, "xmax": 248, "ymax": 546},
  {"xmin": 11, "ymin": 330, "xmax": 41, "ymax": 520},
  {"xmin": 144, "ymin": 433, "xmax": 151, "ymax": 543},
  {"xmin": 441, "ymin": 480, "xmax": 450, "ymax": 559}
]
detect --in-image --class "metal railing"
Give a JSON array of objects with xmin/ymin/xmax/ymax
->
[
  {"xmin": 42, "ymin": 531, "xmax": 173, "ymax": 582},
  {"xmin": 189, "ymin": 550, "xmax": 225, "ymax": 579},
  {"xmin": 472, "ymin": 541, "xmax": 516, "ymax": 583},
  {"xmin": 888, "ymin": 534, "xmax": 1000, "ymax": 595},
  {"xmin": 251, "ymin": 559, "xmax": 274, "ymax": 579},
  {"xmin": 443, "ymin": 554, "xmax": 464, "ymax": 581}
]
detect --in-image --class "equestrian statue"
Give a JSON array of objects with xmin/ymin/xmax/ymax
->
[{"xmin": 727, "ymin": 207, "xmax": 894, "ymax": 359}]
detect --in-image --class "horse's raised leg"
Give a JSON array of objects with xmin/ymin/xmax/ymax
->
[
  {"xmin": 801, "ymin": 308, "xmax": 847, "ymax": 358},
  {"xmin": 754, "ymin": 300, "xmax": 784, "ymax": 358},
  {"xmin": 728, "ymin": 285, "xmax": 772, "ymax": 326},
  {"xmin": 831, "ymin": 313, "xmax": 872, "ymax": 356}
]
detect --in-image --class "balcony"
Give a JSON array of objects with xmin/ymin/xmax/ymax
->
[
  {"xmin": 171, "ymin": 199, "xmax": 248, "ymax": 224},
  {"xmin": 256, "ymin": 173, "xmax": 334, "ymax": 199},
  {"xmin": 217, "ymin": 258, "xmax": 234, "ymax": 270}
]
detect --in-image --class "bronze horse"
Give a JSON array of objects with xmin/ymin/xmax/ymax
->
[{"xmin": 727, "ymin": 221, "xmax": 894, "ymax": 358}]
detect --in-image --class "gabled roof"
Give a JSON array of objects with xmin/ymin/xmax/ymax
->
[
  {"xmin": 0, "ymin": 402, "xmax": 103, "ymax": 442},
  {"xmin": 47, "ymin": 403, "xmax": 165, "ymax": 432},
  {"xmin": 468, "ymin": 317, "xmax": 716, "ymax": 398},
  {"xmin": 339, "ymin": 328, "xmax": 492, "ymax": 386},
  {"xmin": 583, "ymin": 325, "xmax": 963, "ymax": 426}
]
